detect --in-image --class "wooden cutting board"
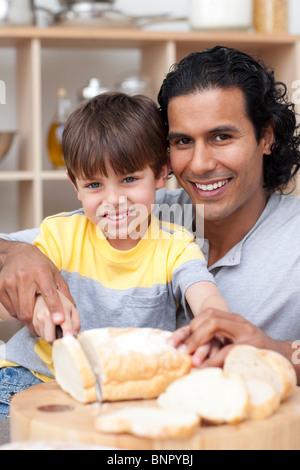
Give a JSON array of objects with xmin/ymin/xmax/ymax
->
[{"xmin": 10, "ymin": 382, "xmax": 300, "ymax": 450}]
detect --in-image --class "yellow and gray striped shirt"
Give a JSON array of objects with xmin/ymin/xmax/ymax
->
[{"xmin": 2, "ymin": 209, "xmax": 215, "ymax": 379}]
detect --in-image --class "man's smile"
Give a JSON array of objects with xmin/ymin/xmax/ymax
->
[{"xmin": 189, "ymin": 178, "xmax": 233, "ymax": 199}]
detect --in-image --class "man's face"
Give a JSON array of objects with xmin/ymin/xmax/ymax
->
[{"xmin": 168, "ymin": 87, "xmax": 273, "ymax": 223}]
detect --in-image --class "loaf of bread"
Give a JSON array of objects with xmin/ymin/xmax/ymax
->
[
  {"xmin": 95, "ymin": 407, "xmax": 200, "ymax": 440},
  {"xmin": 52, "ymin": 328, "xmax": 192, "ymax": 404},
  {"xmin": 158, "ymin": 368, "xmax": 250, "ymax": 424},
  {"xmin": 223, "ymin": 345, "xmax": 297, "ymax": 402}
]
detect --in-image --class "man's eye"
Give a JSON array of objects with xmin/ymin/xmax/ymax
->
[
  {"xmin": 215, "ymin": 134, "xmax": 231, "ymax": 142},
  {"xmin": 177, "ymin": 138, "xmax": 191, "ymax": 145}
]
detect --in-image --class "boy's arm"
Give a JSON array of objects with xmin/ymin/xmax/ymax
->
[
  {"xmin": 185, "ymin": 281, "xmax": 230, "ymax": 316},
  {"xmin": 170, "ymin": 281, "xmax": 230, "ymax": 367}
]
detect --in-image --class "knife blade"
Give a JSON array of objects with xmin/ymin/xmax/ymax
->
[{"xmin": 94, "ymin": 371, "xmax": 103, "ymax": 403}]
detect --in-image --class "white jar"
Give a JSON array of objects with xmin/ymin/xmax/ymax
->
[{"xmin": 189, "ymin": 0, "xmax": 253, "ymax": 31}]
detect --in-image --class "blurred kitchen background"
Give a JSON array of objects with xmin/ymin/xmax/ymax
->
[
  {"xmin": 0, "ymin": 0, "xmax": 299, "ymax": 234},
  {"xmin": 0, "ymin": 0, "xmax": 299, "ymax": 340}
]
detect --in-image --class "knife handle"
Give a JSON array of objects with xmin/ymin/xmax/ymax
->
[{"xmin": 55, "ymin": 325, "xmax": 63, "ymax": 339}]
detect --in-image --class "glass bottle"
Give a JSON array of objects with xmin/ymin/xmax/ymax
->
[
  {"xmin": 47, "ymin": 88, "xmax": 71, "ymax": 169},
  {"xmin": 253, "ymin": 0, "xmax": 288, "ymax": 33},
  {"xmin": 115, "ymin": 74, "xmax": 152, "ymax": 97}
]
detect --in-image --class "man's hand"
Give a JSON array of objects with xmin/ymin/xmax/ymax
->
[
  {"xmin": 0, "ymin": 240, "xmax": 76, "ymax": 333},
  {"xmin": 170, "ymin": 308, "xmax": 296, "ymax": 376}
]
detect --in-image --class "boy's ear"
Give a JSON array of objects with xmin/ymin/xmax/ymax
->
[
  {"xmin": 156, "ymin": 163, "xmax": 171, "ymax": 190},
  {"xmin": 66, "ymin": 171, "xmax": 81, "ymax": 201}
]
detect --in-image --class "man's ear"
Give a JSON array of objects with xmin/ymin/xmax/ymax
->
[
  {"xmin": 261, "ymin": 121, "xmax": 275, "ymax": 156},
  {"xmin": 66, "ymin": 171, "xmax": 81, "ymax": 201},
  {"xmin": 156, "ymin": 162, "xmax": 171, "ymax": 190}
]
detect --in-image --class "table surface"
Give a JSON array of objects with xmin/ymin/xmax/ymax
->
[{"xmin": 0, "ymin": 421, "xmax": 10, "ymax": 447}]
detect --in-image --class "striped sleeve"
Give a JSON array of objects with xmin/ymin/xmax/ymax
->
[{"xmin": 169, "ymin": 229, "xmax": 216, "ymax": 311}]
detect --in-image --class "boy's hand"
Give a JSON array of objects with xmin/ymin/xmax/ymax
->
[
  {"xmin": 33, "ymin": 291, "xmax": 81, "ymax": 344},
  {"xmin": 168, "ymin": 325, "xmax": 223, "ymax": 367}
]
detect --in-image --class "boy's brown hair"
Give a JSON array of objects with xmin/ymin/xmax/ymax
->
[{"xmin": 63, "ymin": 92, "xmax": 169, "ymax": 186}]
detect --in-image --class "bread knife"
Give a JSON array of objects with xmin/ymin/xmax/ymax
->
[
  {"xmin": 55, "ymin": 325, "xmax": 102, "ymax": 403},
  {"xmin": 94, "ymin": 371, "xmax": 103, "ymax": 403}
]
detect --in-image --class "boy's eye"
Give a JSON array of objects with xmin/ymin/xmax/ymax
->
[
  {"xmin": 88, "ymin": 182, "xmax": 101, "ymax": 189},
  {"xmin": 123, "ymin": 176, "xmax": 137, "ymax": 184}
]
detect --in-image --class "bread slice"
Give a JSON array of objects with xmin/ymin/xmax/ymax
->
[
  {"xmin": 78, "ymin": 328, "xmax": 192, "ymax": 402},
  {"xmin": 244, "ymin": 378, "xmax": 280, "ymax": 420},
  {"xmin": 95, "ymin": 407, "xmax": 200, "ymax": 440},
  {"xmin": 52, "ymin": 334, "xmax": 97, "ymax": 404},
  {"xmin": 224, "ymin": 345, "xmax": 297, "ymax": 401},
  {"xmin": 158, "ymin": 368, "xmax": 249, "ymax": 424}
]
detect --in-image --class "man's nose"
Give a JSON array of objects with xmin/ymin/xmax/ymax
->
[{"xmin": 189, "ymin": 142, "xmax": 218, "ymax": 175}]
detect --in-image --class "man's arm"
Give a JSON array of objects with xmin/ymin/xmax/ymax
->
[
  {"xmin": 169, "ymin": 308, "xmax": 300, "ymax": 385},
  {"xmin": 0, "ymin": 239, "xmax": 75, "ymax": 332}
]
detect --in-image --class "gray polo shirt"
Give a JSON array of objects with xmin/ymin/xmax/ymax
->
[{"xmin": 1, "ymin": 190, "xmax": 300, "ymax": 342}]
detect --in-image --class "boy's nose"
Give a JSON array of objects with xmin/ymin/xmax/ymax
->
[{"xmin": 103, "ymin": 192, "xmax": 127, "ymax": 209}]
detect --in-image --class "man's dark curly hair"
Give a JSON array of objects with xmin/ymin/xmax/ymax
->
[{"xmin": 158, "ymin": 46, "xmax": 300, "ymax": 193}]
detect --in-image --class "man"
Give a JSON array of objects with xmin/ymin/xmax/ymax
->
[{"xmin": 1, "ymin": 47, "xmax": 300, "ymax": 380}]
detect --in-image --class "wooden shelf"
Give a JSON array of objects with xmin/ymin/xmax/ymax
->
[
  {"xmin": 0, "ymin": 26, "xmax": 298, "ymax": 44},
  {"xmin": 0, "ymin": 26, "xmax": 299, "ymax": 230},
  {"xmin": 41, "ymin": 170, "xmax": 68, "ymax": 181},
  {"xmin": 0, "ymin": 171, "xmax": 35, "ymax": 181}
]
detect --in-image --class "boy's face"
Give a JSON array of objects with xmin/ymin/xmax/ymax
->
[{"xmin": 73, "ymin": 163, "xmax": 169, "ymax": 250}]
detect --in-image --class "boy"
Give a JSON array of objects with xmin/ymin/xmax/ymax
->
[{"xmin": 0, "ymin": 93, "xmax": 229, "ymax": 418}]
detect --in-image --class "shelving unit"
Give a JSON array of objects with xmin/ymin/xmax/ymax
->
[{"xmin": 0, "ymin": 26, "xmax": 299, "ymax": 231}]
